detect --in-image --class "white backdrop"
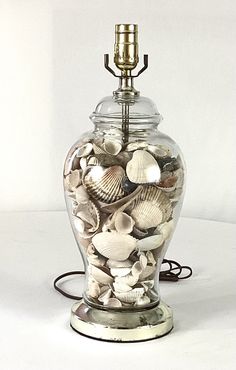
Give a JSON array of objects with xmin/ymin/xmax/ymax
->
[{"xmin": 0, "ymin": 0, "xmax": 235, "ymax": 223}]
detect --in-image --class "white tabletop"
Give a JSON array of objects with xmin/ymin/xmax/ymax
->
[{"xmin": 0, "ymin": 212, "xmax": 235, "ymax": 370}]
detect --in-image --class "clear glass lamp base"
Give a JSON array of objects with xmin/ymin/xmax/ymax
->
[{"xmin": 70, "ymin": 300, "xmax": 173, "ymax": 342}]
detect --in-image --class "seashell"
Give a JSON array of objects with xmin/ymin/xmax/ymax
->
[
  {"xmin": 114, "ymin": 287, "xmax": 145, "ymax": 303},
  {"xmin": 126, "ymin": 141, "xmax": 148, "ymax": 151},
  {"xmin": 148, "ymin": 145, "xmax": 168, "ymax": 158},
  {"xmin": 88, "ymin": 154, "xmax": 120, "ymax": 167},
  {"xmin": 174, "ymin": 168, "xmax": 184, "ymax": 189},
  {"xmin": 107, "ymin": 259, "xmax": 132, "ymax": 268},
  {"xmin": 132, "ymin": 226, "xmax": 148, "ymax": 238},
  {"xmin": 74, "ymin": 217, "xmax": 85, "ymax": 233},
  {"xmin": 83, "ymin": 165, "xmax": 125, "ymax": 203},
  {"xmin": 131, "ymin": 261, "xmax": 143, "ymax": 277},
  {"xmin": 113, "ymin": 282, "xmax": 132, "ymax": 293},
  {"xmin": 64, "ymin": 170, "xmax": 82, "ymax": 191},
  {"xmin": 93, "ymin": 142, "xmax": 106, "ymax": 154},
  {"xmin": 155, "ymin": 219, "xmax": 174, "ymax": 241},
  {"xmin": 114, "ymin": 273, "xmax": 139, "ymax": 287},
  {"xmin": 129, "ymin": 186, "xmax": 172, "ymax": 229},
  {"xmin": 135, "ymin": 295, "xmax": 151, "ymax": 306},
  {"xmin": 100, "ymin": 185, "xmax": 142, "ymax": 214},
  {"xmin": 87, "ymin": 280, "xmax": 100, "ymax": 298},
  {"xmin": 141, "ymin": 280, "xmax": 154, "ymax": 291},
  {"xmin": 114, "ymin": 212, "xmax": 135, "ymax": 234},
  {"xmin": 80, "ymin": 157, "xmax": 87, "ymax": 170},
  {"xmin": 103, "ymin": 139, "xmax": 122, "ymax": 155},
  {"xmin": 75, "ymin": 185, "xmax": 89, "ymax": 204},
  {"xmin": 110, "ymin": 267, "xmax": 131, "ymax": 277},
  {"xmin": 90, "ymin": 265, "xmax": 113, "ymax": 285},
  {"xmin": 76, "ymin": 201, "xmax": 100, "ymax": 233},
  {"xmin": 92, "ymin": 232, "xmax": 136, "ymax": 261},
  {"xmin": 139, "ymin": 254, "xmax": 148, "ymax": 270},
  {"xmin": 126, "ymin": 150, "xmax": 161, "ymax": 184},
  {"xmin": 158, "ymin": 171, "xmax": 177, "ymax": 189},
  {"xmin": 87, "ymin": 243, "xmax": 95, "ymax": 255},
  {"xmin": 146, "ymin": 251, "xmax": 156, "ymax": 266},
  {"xmin": 137, "ymin": 234, "xmax": 164, "ymax": 252},
  {"xmin": 87, "ymin": 254, "xmax": 106, "ymax": 267},
  {"xmin": 76, "ymin": 143, "xmax": 93, "ymax": 158},
  {"xmin": 116, "ymin": 151, "xmax": 132, "ymax": 167},
  {"xmin": 104, "ymin": 298, "xmax": 122, "ymax": 307},
  {"xmin": 98, "ymin": 288, "xmax": 112, "ymax": 303},
  {"xmin": 139, "ymin": 265, "xmax": 156, "ymax": 280}
]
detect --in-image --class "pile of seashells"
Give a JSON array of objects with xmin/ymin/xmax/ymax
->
[{"xmin": 64, "ymin": 136, "xmax": 184, "ymax": 309}]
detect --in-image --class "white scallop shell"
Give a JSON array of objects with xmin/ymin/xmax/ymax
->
[
  {"xmin": 137, "ymin": 234, "xmax": 164, "ymax": 252},
  {"xmin": 64, "ymin": 170, "xmax": 82, "ymax": 191},
  {"xmin": 90, "ymin": 265, "xmax": 113, "ymax": 285},
  {"xmin": 114, "ymin": 287, "xmax": 145, "ymax": 303},
  {"xmin": 76, "ymin": 143, "xmax": 93, "ymax": 157},
  {"xmin": 92, "ymin": 232, "xmax": 136, "ymax": 261},
  {"xmin": 126, "ymin": 150, "xmax": 161, "ymax": 184},
  {"xmin": 148, "ymin": 145, "xmax": 168, "ymax": 157},
  {"xmin": 114, "ymin": 212, "xmax": 135, "ymax": 234},
  {"xmin": 83, "ymin": 165, "xmax": 125, "ymax": 203},
  {"xmin": 129, "ymin": 186, "xmax": 172, "ymax": 229}
]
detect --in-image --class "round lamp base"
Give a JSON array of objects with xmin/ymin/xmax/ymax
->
[{"xmin": 70, "ymin": 300, "xmax": 173, "ymax": 342}]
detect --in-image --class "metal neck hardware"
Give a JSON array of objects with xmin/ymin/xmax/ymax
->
[{"xmin": 104, "ymin": 24, "xmax": 148, "ymax": 142}]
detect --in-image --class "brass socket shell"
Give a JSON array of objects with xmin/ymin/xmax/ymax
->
[{"xmin": 114, "ymin": 24, "xmax": 139, "ymax": 72}]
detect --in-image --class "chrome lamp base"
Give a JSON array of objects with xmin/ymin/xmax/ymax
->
[{"xmin": 70, "ymin": 300, "xmax": 173, "ymax": 342}]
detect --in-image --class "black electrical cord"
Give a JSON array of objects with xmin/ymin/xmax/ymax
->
[{"xmin": 53, "ymin": 259, "xmax": 192, "ymax": 301}]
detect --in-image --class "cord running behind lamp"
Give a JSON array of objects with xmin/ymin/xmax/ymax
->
[{"xmin": 63, "ymin": 24, "xmax": 186, "ymax": 342}]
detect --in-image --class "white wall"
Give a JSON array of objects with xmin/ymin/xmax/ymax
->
[{"xmin": 0, "ymin": 0, "xmax": 235, "ymax": 223}]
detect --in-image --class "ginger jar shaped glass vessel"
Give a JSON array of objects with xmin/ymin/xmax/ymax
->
[{"xmin": 63, "ymin": 24, "xmax": 185, "ymax": 342}]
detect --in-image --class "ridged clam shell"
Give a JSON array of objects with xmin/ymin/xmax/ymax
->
[
  {"xmin": 137, "ymin": 234, "xmax": 164, "ymax": 252},
  {"xmin": 114, "ymin": 212, "xmax": 135, "ymax": 234},
  {"xmin": 129, "ymin": 186, "xmax": 172, "ymax": 229},
  {"xmin": 83, "ymin": 165, "xmax": 125, "ymax": 203},
  {"xmin": 90, "ymin": 265, "xmax": 113, "ymax": 285},
  {"xmin": 64, "ymin": 170, "xmax": 82, "ymax": 191},
  {"xmin": 93, "ymin": 142, "xmax": 106, "ymax": 154},
  {"xmin": 114, "ymin": 287, "xmax": 145, "ymax": 303},
  {"xmin": 76, "ymin": 143, "xmax": 93, "ymax": 158},
  {"xmin": 92, "ymin": 232, "xmax": 136, "ymax": 261},
  {"xmin": 100, "ymin": 186, "xmax": 142, "ymax": 214},
  {"xmin": 126, "ymin": 150, "xmax": 161, "ymax": 184}
]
